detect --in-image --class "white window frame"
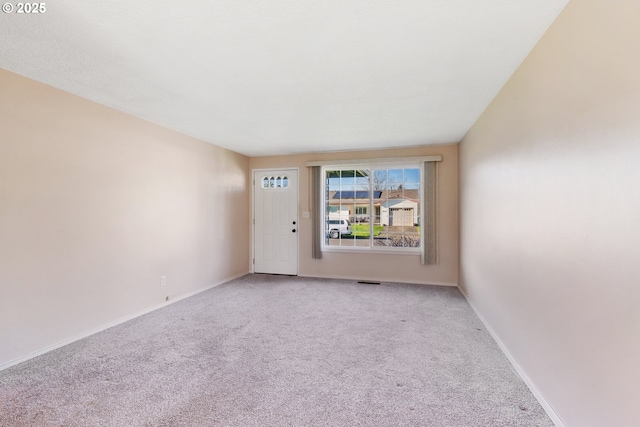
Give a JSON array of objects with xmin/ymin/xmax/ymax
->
[{"xmin": 321, "ymin": 162, "xmax": 423, "ymax": 254}]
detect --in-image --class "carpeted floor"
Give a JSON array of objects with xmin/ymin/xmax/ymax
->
[{"xmin": 0, "ymin": 274, "xmax": 553, "ymax": 426}]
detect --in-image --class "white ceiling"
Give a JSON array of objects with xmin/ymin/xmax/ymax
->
[{"xmin": 0, "ymin": 1, "xmax": 568, "ymax": 157}]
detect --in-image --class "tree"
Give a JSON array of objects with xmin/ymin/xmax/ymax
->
[{"xmin": 372, "ymin": 170, "xmax": 401, "ymax": 191}]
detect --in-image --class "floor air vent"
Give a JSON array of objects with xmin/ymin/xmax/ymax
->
[{"xmin": 357, "ymin": 281, "xmax": 381, "ymax": 285}]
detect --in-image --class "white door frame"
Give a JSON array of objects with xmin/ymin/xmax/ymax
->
[{"xmin": 251, "ymin": 167, "xmax": 299, "ymax": 275}]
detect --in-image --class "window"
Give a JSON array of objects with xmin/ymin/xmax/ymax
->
[
  {"xmin": 323, "ymin": 164, "xmax": 421, "ymax": 250},
  {"xmin": 261, "ymin": 175, "xmax": 289, "ymax": 190}
]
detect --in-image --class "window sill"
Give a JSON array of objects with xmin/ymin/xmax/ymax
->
[{"xmin": 321, "ymin": 247, "xmax": 421, "ymax": 256}]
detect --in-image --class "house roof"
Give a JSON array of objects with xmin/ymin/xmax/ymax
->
[
  {"xmin": 329, "ymin": 189, "xmax": 420, "ymax": 204},
  {"xmin": 332, "ymin": 191, "xmax": 383, "ymax": 200}
]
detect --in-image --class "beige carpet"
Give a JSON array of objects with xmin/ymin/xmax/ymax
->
[{"xmin": 0, "ymin": 274, "xmax": 553, "ymax": 426}]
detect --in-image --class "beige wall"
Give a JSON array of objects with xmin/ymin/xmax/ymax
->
[
  {"xmin": 0, "ymin": 70, "xmax": 250, "ymax": 368},
  {"xmin": 459, "ymin": 2, "xmax": 640, "ymax": 426},
  {"xmin": 250, "ymin": 145, "xmax": 458, "ymax": 286}
]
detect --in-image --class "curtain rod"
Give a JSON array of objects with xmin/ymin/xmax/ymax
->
[{"xmin": 305, "ymin": 155, "xmax": 442, "ymax": 167}]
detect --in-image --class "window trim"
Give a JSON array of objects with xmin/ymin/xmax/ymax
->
[{"xmin": 321, "ymin": 162, "xmax": 423, "ymax": 254}]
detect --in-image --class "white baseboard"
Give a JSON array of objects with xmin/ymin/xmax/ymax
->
[
  {"xmin": 0, "ymin": 271, "xmax": 249, "ymax": 372},
  {"xmin": 458, "ymin": 288, "xmax": 566, "ymax": 427}
]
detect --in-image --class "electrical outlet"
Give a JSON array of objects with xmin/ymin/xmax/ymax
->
[{"xmin": 161, "ymin": 276, "xmax": 166, "ymax": 286}]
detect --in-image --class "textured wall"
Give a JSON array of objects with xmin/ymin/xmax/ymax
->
[
  {"xmin": 250, "ymin": 144, "xmax": 458, "ymax": 286},
  {"xmin": 0, "ymin": 70, "xmax": 250, "ymax": 368},
  {"xmin": 459, "ymin": 1, "xmax": 640, "ymax": 426}
]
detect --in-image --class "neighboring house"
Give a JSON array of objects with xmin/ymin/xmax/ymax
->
[
  {"xmin": 381, "ymin": 199, "xmax": 419, "ymax": 226},
  {"xmin": 327, "ymin": 189, "xmax": 420, "ymax": 226}
]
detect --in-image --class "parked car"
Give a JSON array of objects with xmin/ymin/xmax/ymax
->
[{"xmin": 326, "ymin": 219, "xmax": 351, "ymax": 239}]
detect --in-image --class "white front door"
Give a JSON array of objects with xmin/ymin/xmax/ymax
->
[{"xmin": 253, "ymin": 169, "xmax": 298, "ymax": 275}]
